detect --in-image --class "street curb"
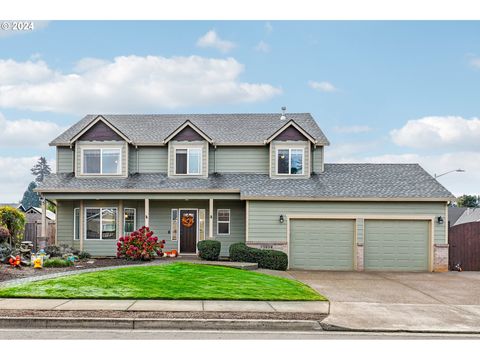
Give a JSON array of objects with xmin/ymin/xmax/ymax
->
[
  {"xmin": 0, "ymin": 317, "xmax": 323, "ymax": 331},
  {"xmin": 319, "ymin": 321, "xmax": 480, "ymax": 335}
]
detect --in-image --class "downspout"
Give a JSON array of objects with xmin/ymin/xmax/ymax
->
[{"xmin": 136, "ymin": 145, "xmax": 139, "ymax": 173}]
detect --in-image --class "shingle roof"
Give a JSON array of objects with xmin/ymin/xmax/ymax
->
[
  {"xmin": 453, "ymin": 208, "xmax": 480, "ymax": 226},
  {"xmin": 37, "ymin": 164, "xmax": 454, "ymax": 200},
  {"xmin": 49, "ymin": 113, "xmax": 330, "ymax": 146}
]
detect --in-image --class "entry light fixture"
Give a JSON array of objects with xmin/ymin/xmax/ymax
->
[
  {"xmin": 279, "ymin": 215, "xmax": 285, "ymax": 223},
  {"xmin": 437, "ymin": 216, "xmax": 444, "ymax": 224}
]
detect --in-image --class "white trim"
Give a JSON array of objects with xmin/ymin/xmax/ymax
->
[
  {"xmin": 174, "ymin": 147, "xmax": 202, "ymax": 175},
  {"xmin": 73, "ymin": 208, "xmax": 80, "ymax": 240},
  {"xmin": 84, "ymin": 207, "xmax": 118, "ymax": 241},
  {"xmin": 164, "ymin": 120, "xmax": 213, "ymax": 144},
  {"xmin": 123, "ymin": 208, "xmax": 136, "ymax": 236},
  {"xmin": 178, "ymin": 208, "xmax": 199, "ymax": 254},
  {"xmin": 265, "ymin": 120, "xmax": 317, "ymax": 144},
  {"xmin": 80, "ymin": 147, "xmax": 122, "ymax": 176},
  {"xmin": 286, "ymin": 213, "xmax": 435, "ymax": 272},
  {"xmin": 245, "ymin": 200, "xmax": 249, "ymax": 242},
  {"xmin": 69, "ymin": 115, "xmax": 131, "ymax": 144},
  {"xmin": 217, "ymin": 208, "xmax": 231, "ymax": 236},
  {"xmin": 275, "ymin": 147, "xmax": 305, "ymax": 176}
]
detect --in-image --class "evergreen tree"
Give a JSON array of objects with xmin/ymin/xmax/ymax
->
[
  {"xmin": 20, "ymin": 181, "xmax": 41, "ymax": 209},
  {"xmin": 456, "ymin": 194, "xmax": 480, "ymax": 208},
  {"xmin": 31, "ymin": 157, "xmax": 52, "ymax": 183}
]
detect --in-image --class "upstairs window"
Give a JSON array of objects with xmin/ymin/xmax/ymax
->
[
  {"xmin": 277, "ymin": 148, "xmax": 304, "ymax": 175},
  {"xmin": 82, "ymin": 148, "xmax": 121, "ymax": 175},
  {"xmin": 175, "ymin": 148, "xmax": 202, "ymax": 175}
]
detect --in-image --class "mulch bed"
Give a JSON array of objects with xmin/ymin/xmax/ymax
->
[
  {"xmin": 0, "ymin": 309, "xmax": 326, "ymax": 321},
  {"xmin": 0, "ymin": 258, "xmax": 142, "ymax": 282}
]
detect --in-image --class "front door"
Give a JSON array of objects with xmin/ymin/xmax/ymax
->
[{"xmin": 180, "ymin": 209, "xmax": 197, "ymax": 253}]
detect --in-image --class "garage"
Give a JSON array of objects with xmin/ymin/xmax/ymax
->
[
  {"xmin": 364, "ymin": 219, "xmax": 430, "ymax": 271},
  {"xmin": 290, "ymin": 219, "xmax": 355, "ymax": 270}
]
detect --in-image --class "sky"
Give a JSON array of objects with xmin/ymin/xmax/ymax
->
[{"xmin": 0, "ymin": 20, "xmax": 479, "ymax": 202}]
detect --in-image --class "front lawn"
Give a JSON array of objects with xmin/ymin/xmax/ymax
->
[{"xmin": 0, "ymin": 262, "xmax": 325, "ymax": 301}]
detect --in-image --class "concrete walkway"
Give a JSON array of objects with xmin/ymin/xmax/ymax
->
[{"xmin": 0, "ymin": 298, "xmax": 328, "ymax": 314}]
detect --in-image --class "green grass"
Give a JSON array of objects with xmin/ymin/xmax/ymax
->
[{"xmin": 0, "ymin": 263, "xmax": 325, "ymax": 301}]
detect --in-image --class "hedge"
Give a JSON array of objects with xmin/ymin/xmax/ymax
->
[
  {"xmin": 229, "ymin": 243, "xmax": 288, "ymax": 271},
  {"xmin": 197, "ymin": 240, "xmax": 221, "ymax": 261}
]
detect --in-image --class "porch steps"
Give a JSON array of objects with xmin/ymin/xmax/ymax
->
[{"xmin": 177, "ymin": 258, "xmax": 258, "ymax": 270}]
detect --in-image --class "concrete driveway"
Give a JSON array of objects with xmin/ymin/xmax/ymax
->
[{"xmin": 288, "ymin": 270, "xmax": 480, "ymax": 332}]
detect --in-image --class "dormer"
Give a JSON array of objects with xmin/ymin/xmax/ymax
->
[
  {"xmin": 266, "ymin": 119, "xmax": 322, "ymax": 179},
  {"xmin": 165, "ymin": 120, "xmax": 212, "ymax": 178},
  {"xmin": 70, "ymin": 116, "xmax": 131, "ymax": 178}
]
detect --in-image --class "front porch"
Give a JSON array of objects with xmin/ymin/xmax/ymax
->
[{"xmin": 48, "ymin": 193, "xmax": 245, "ymax": 257}]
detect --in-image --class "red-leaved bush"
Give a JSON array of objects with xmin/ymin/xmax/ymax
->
[{"xmin": 116, "ymin": 226, "xmax": 166, "ymax": 261}]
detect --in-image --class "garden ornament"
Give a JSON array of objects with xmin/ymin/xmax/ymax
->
[{"xmin": 8, "ymin": 255, "xmax": 21, "ymax": 268}]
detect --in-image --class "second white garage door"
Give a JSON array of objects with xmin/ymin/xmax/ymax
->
[{"xmin": 290, "ymin": 219, "xmax": 355, "ymax": 270}]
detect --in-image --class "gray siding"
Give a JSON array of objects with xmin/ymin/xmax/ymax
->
[
  {"xmin": 213, "ymin": 200, "xmax": 246, "ymax": 256},
  {"xmin": 129, "ymin": 146, "xmax": 168, "ymax": 173},
  {"xmin": 312, "ymin": 146, "xmax": 324, "ymax": 173},
  {"xmin": 209, "ymin": 146, "xmax": 269, "ymax": 174},
  {"xmin": 128, "ymin": 145, "xmax": 137, "ymax": 173},
  {"xmin": 247, "ymin": 201, "xmax": 447, "ymax": 245},
  {"xmin": 56, "ymin": 200, "xmax": 79, "ymax": 250},
  {"xmin": 56, "ymin": 147, "xmax": 74, "ymax": 173},
  {"xmin": 270, "ymin": 141, "xmax": 311, "ymax": 178},
  {"xmin": 75, "ymin": 141, "xmax": 128, "ymax": 177}
]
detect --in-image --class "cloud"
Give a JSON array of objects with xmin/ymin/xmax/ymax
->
[
  {"xmin": 254, "ymin": 41, "xmax": 270, "ymax": 53},
  {"xmin": 0, "ymin": 21, "xmax": 49, "ymax": 38},
  {"xmin": 0, "ymin": 156, "xmax": 55, "ymax": 203},
  {"xmin": 265, "ymin": 22, "xmax": 273, "ymax": 34},
  {"xmin": 196, "ymin": 30, "xmax": 235, "ymax": 53},
  {"xmin": 333, "ymin": 125, "xmax": 372, "ymax": 134},
  {"xmin": 0, "ymin": 56, "xmax": 281, "ymax": 114},
  {"xmin": 0, "ymin": 113, "xmax": 64, "ymax": 148},
  {"xmin": 469, "ymin": 57, "xmax": 480, "ymax": 69},
  {"xmin": 308, "ymin": 80, "xmax": 338, "ymax": 93},
  {"xmin": 391, "ymin": 116, "xmax": 480, "ymax": 150}
]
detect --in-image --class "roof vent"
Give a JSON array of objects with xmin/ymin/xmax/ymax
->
[{"xmin": 280, "ymin": 106, "xmax": 287, "ymax": 120}]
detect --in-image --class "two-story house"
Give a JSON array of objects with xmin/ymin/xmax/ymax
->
[{"xmin": 37, "ymin": 112, "xmax": 454, "ymax": 271}]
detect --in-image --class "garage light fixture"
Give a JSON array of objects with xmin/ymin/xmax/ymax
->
[
  {"xmin": 437, "ymin": 216, "xmax": 444, "ymax": 224},
  {"xmin": 279, "ymin": 215, "xmax": 285, "ymax": 223}
]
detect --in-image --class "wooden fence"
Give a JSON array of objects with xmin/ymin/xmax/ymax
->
[
  {"xmin": 449, "ymin": 222, "xmax": 480, "ymax": 271},
  {"xmin": 23, "ymin": 222, "xmax": 56, "ymax": 247}
]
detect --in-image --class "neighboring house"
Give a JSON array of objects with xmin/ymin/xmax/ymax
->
[
  {"xmin": 37, "ymin": 112, "xmax": 454, "ymax": 271},
  {"xmin": 24, "ymin": 206, "xmax": 56, "ymax": 223},
  {"xmin": 448, "ymin": 207, "xmax": 468, "ymax": 227},
  {"xmin": 451, "ymin": 208, "xmax": 480, "ymax": 227},
  {"xmin": 0, "ymin": 203, "xmax": 26, "ymax": 212}
]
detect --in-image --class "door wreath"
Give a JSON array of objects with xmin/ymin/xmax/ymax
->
[{"xmin": 181, "ymin": 213, "xmax": 195, "ymax": 228}]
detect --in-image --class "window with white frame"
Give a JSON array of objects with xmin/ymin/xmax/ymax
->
[
  {"xmin": 85, "ymin": 208, "xmax": 117, "ymax": 240},
  {"xmin": 123, "ymin": 208, "xmax": 136, "ymax": 235},
  {"xmin": 276, "ymin": 148, "xmax": 304, "ymax": 175},
  {"xmin": 171, "ymin": 209, "xmax": 178, "ymax": 241},
  {"xmin": 217, "ymin": 209, "xmax": 230, "ymax": 235},
  {"xmin": 175, "ymin": 148, "xmax": 202, "ymax": 175},
  {"xmin": 74, "ymin": 208, "xmax": 80, "ymax": 240},
  {"xmin": 82, "ymin": 148, "xmax": 121, "ymax": 175}
]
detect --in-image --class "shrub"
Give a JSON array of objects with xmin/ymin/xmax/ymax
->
[
  {"xmin": 0, "ymin": 243, "xmax": 12, "ymax": 263},
  {"xmin": 197, "ymin": 240, "xmax": 221, "ymax": 261},
  {"xmin": 229, "ymin": 243, "xmax": 288, "ymax": 271},
  {"xmin": 257, "ymin": 249, "xmax": 288, "ymax": 271},
  {"xmin": 0, "ymin": 226, "xmax": 10, "ymax": 242},
  {"xmin": 116, "ymin": 226, "xmax": 166, "ymax": 261},
  {"xmin": 44, "ymin": 245, "xmax": 62, "ymax": 258},
  {"xmin": 78, "ymin": 251, "xmax": 91, "ymax": 259},
  {"xmin": 43, "ymin": 258, "xmax": 73, "ymax": 268},
  {"xmin": 0, "ymin": 206, "xmax": 26, "ymax": 245}
]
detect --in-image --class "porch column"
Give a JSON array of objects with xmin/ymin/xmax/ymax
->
[
  {"xmin": 118, "ymin": 200, "xmax": 124, "ymax": 238},
  {"xmin": 209, "ymin": 198, "xmax": 214, "ymax": 238},
  {"xmin": 145, "ymin": 198, "xmax": 150, "ymax": 228},
  {"xmin": 79, "ymin": 200, "xmax": 84, "ymax": 251},
  {"xmin": 40, "ymin": 197, "xmax": 47, "ymax": 237}
]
